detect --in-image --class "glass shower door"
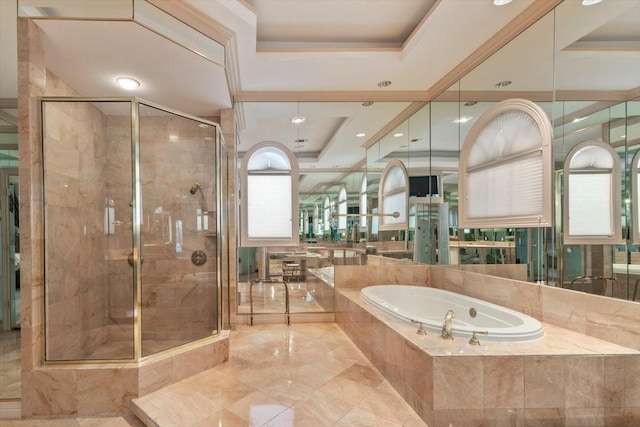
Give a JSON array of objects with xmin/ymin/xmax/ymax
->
[{"xmin": 138, "ymin": 103, "xmax": 219, "ymax": 356}]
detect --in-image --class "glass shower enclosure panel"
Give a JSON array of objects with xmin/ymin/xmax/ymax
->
[
  {"xmin": 43, "ymin": 101, "xmax": 135, "ymax": 361},
  {"xmin": 138, "ymin": 104, "xmax": 218, "ymax": 356}
]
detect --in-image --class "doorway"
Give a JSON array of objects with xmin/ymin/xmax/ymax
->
[
  {"xmin": 1, "ymin": 169, "xmax": 19, "ymax": 330},
  {"xmin": 1, "ymin": 168, "xmax": 20, "ymax": 400}
]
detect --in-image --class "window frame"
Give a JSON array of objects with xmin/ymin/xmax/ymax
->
[
  {"xmin": 458, "ymin": 98, "xmax": 553, "ymax": 228},
  {"xmin": 359, "ymin": 174, "xmax": 367, "ymax": 231},
  {"xmin": 563, "ymin": 140, "xmax": 622, "ymax": 245},
  {"xmin": 240, "ymin": 142, "xmax": 299, "ymax": 247},
  {"xmin": 378, "ymin": 160, "xmax": 409, "ymax": 231},
  {"xmin": 337, "ymin": 185, "xmax": 347, "ymax": 231}
]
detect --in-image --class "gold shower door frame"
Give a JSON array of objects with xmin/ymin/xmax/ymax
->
[{"xmin": 40, "ymin": 97, "xmax": 224, "ymax": 364}]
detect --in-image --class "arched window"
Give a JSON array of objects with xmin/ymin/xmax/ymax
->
[
  {"xmin": 379, "ymin": 160, "xmax": 409, "ymax": 231},
  {"xmin": 458, "ymin": 98, "xmax": 553, "ymax": 228},
  {"xmin": 312, "ymin": 204, "xmax": 320, "ymax": 236},
  {"xmin": 337, "ymin": 185, "xmax": 347, "ymax": 231},
  {"xmin": 564, "ymin": 141, "xmax": 622, "ymax": 244},
  {"xmin": 360, "ymin": 174, "xmax": 367, "ymax": 230},
  {"xmin": 240, "ymin": 142, "xmax": 298, "ymax": 246},
  {"xmin": 323, "ymin": 196, "xmax": 331, "ymax": 233}
]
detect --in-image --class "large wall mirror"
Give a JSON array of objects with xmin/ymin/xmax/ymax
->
[{"xmin": 235, "ymin": 0, "xmax": 639, "ymax": 304}]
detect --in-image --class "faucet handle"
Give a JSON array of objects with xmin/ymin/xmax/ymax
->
[
  {"xmin": 410, "ymin": 319, "xmax": 427, "ymax": 336},
  {"xmin": 469, "ymin": 330, "xmax": 488, "ymax": 346}
]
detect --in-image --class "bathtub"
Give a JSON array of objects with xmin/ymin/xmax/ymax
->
[{"xmin": 361, "ymin": 285, "xmax": 544, "ymax": 342}]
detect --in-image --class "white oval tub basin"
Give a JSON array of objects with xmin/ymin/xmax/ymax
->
[{"xmin": 360, "ymin": 285, "xmax": 544, "ymax": 343}]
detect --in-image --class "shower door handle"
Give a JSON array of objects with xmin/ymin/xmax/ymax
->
[{"xmin": 127, "ymin": 252, "xmax": 145, "ymax": 267}]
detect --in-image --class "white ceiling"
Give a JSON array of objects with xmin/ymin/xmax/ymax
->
[{"xmin": 1, "ymin": 0, "xmax": 639, "ymax": 197}]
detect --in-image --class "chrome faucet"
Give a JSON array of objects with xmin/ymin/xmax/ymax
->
[{"xmin": 440, "ymin": 309, "xmax": 455, "ymax": 340}]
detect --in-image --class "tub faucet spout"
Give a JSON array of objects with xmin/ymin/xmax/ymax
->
[{"xmin": 440, "ymin": 309, "xmax": 455, "ymax": 340}]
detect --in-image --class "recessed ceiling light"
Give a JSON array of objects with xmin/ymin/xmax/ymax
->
[
  {"xmin": 582, "ymin": 0, "xmax": 603, "ymax": 5},
  {"xmin": 394, "ymin": 133, "xmax": 404, "ymax": 137},
  {"xmin": 356, "ymin": 133, "xmax": 366, "ymax": 137},
  {"xmin": 493, "ymin": 0, "xmax": 513, "ymax": 5},
  {"xmin": 169, "ymin": 135, "xmax": 179, "ymax": 142},
  {"xmin": 377, "ymin": 80, "xmax": 392, "ymax": 88},
  {"xmin": 495, "ymin": 80, "xmax": 512, "ymax": 88},
  {"xmin": 291, "ymin": 116, "xmax": 306, "ymax": 124},
  {"xmin": 362, "ymin": 101, "xmax": 374, "ymax": 107},
  {"xmin": 453, "ymin": 116, "xmax": 474, "ymax": 124},
  {"xmin": 464, "ymin": 101, "xmax": 478, "ymax": 107},
  {"xmin": 116, "ymin": 76, "xmax": 140, "ymax": 90},
  {"xmin": 198, "ymin": 123, "xmax": 209, "ymax": 128}
]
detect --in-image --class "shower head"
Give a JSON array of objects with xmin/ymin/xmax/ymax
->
[{"xmin": 190, "ymin": 183, "xmax": 201, "ymax": 195}]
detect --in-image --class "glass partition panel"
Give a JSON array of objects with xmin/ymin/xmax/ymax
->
[
  {"xmin": 138, "ymin": 103, "xmax": 218, "ymax": 356},
  {"xmin": 43, "ymin": 100, "xmax": 134, "ymax": 361}
]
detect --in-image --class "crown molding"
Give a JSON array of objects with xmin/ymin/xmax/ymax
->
[
  {"xmin": 234, "ymin": 91, "xmax": 430, "ymax": 102},
  {"xmin": 425, "ymin": 0, "xmax": 563, "ymax": 100},
  {"xmin": 361, "ymin": 102, "xmax": 427, "ymax": 150},
  {"xmin": 146, "ymin": 0, "xmax": 242, "ymax": 97}
]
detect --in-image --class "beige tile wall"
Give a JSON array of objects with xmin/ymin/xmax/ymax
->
[{"xmin": 429, "ymin": 265, "xmax": 640, "ymax": 351}]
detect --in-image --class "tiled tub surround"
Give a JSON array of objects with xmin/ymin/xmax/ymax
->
[{"xmin": 334, "ymin": 265, "xmax": 640, "ymax": 426}]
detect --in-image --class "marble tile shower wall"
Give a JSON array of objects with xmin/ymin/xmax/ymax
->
[{"xmin": 43, "ymin": 96, "xmax": 112, "ymax": 360}]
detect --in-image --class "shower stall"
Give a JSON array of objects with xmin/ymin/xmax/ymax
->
[{"xmin": 41, "ymin": 98, "xmax": 224, "ymax": 362}]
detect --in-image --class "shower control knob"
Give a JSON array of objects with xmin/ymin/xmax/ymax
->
[{"xmin": 191, "ymin": 250, "xmax": 207, "ymax": 266}]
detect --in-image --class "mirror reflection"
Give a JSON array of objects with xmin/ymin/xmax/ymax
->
[{"xmin": 236, "ymin": 0, "xmax": 639, "ymax": 309}]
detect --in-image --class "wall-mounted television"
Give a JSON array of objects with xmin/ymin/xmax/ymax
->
[{"xmin": 409, "ymin": 175, "xmax": 440, "ymax": 197}]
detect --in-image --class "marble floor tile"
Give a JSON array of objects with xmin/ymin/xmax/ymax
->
[
  {"xmin": 7, "ymin": 323, "xmax": 427, "ymax": 426},
  {"xmin": 132, "ymin": 323, "xmax": 427, "ymax": 426}
]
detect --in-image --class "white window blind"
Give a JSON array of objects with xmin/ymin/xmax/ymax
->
[
  {"xmin": 383, "ymin": 191, "xmax": 407, "ymax": 225},
  {"xmin": 323, "ymin": 197, "xmax": 331, "ymax": 232},
  {"xmin": 467, "ymin": 155, "xmax": 543, "ymax": 219},
  {"xmin": 360, "ymin": 176, "xmax": 367, "ymax": 229},
  {"xmin": 338, "ymin": 187, "xmax": 347, "ymax": 230},
  {"xmin": 379, "ymin": 160, "xmax": 409, "ymax": 230},
  {"xmin": 568, "ymin": 173, "xmax": 612, "ymax": 236},
  {"xmin": 247, "ymin": 174, "xmax": 292, "ymax": 238},
  {"xmin": 313, "ymin": 204, "xmax": 319, "ymax": 235}
]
